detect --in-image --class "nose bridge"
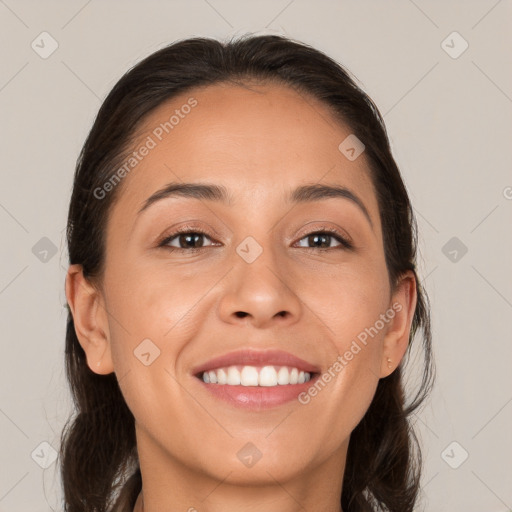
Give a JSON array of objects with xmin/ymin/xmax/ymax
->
[
  {"xmin": 217, "ymin": 232, "xmax": 301, "ymax": 327},
  {"xmin": 238, "ymin": 235, "xmax": 287, "ymax": 291},
  {"xmin": 235, "ymin": 231, "xmax": 291, "ymax": 297}
]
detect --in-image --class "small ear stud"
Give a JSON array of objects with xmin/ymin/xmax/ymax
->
[{"xmin": 386, "ymin": 357, "xmax": 392, "ymax": 369}]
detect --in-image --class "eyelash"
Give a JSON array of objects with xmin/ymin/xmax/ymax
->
[{"xmin": 157, "ymin": 224, "xmax": 354, "ymax": 252}]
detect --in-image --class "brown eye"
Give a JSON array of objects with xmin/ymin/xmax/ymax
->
[
  {"xmin": 295, "ymin": 230, "xmax": 353, "ymax": 250},
  {"xmin": 159, "ymin": 230, "xmax": 216, "ymax": 250}
]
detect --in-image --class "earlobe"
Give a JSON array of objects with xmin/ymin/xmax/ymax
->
[
  {"xmin": 65, "ymin": 264, "xmax": 114, "ymax": 375},
  {"xmin": 380, "ymin": 271, "xmax": 417, "ymax": 377}
]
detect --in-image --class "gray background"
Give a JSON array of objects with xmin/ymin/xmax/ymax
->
[{"xmin": 1, "ymin": 1, "xmax": 511, "ymax": 511}]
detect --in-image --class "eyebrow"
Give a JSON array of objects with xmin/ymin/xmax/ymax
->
[{"xmin": 137, "ymin": 182, "xmax": 373, "ymax": 229}]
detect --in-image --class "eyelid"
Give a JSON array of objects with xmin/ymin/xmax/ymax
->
[
  {"xmin": 293, "ymin": 222, "xmax": 354, "ymax": 247},
  {"xmin": 157, "ymin": 223, "xmax": 354, "ymax": 252},
  {"xmin": 156, "ymin": 222, "xmax": 219, "ymax": 248},
  {"xmin": 297, "ymin": 228, "xmax": 353, "ymax": 250}
]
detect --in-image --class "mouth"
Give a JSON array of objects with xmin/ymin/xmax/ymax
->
[
  {"xmin": 195, "ymin": 365, "xmax": 316, "ymax": 386},
  {"xmin": 191, "ymin": 349, "xmax": 321, "ymax": 409}
]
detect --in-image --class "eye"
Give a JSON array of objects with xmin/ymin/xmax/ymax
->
[
  {"xmin": 157, "ymin": 226, "xmax": 353, "ymax": 252},
  {"xmin": 158, "ymin": 228, "xmax": 217, "ymax": 251},
  {"xmin": 295, "ymin": 228, "xmax": 353, "ymax": 250}
]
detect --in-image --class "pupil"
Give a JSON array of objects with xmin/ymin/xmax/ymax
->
[
  {"xmin": 309, "ymin": 234, "xmax": 329, "ymax": 248},
  {"xmin": 181, "ymin": 233, "xmax": 202, "ymax": 248},
  {"xmin": 177, "ymin": 233, "xmax": 333, "ymax": 249}
]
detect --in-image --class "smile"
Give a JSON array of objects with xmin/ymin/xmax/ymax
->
[
  {"xmin": 191, "ymin": 348, "xmax": 320, "ymax": 409},
  {"xmin": 199, "ymin": 365, "xmax": 312, "ymax": 386}
]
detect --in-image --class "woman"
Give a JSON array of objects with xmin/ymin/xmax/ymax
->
[{"xmin": 61, "ymin": 34, "xmax": 435, "ymax": 512}]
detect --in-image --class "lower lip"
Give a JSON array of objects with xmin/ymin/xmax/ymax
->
[{"xmin": 194, "ymin": 375, "xmax": 318, "ymax": 410}]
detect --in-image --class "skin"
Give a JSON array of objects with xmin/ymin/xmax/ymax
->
[{"xmin": 66, "ymin": 81, "xmax": 416, "ymax": 512}]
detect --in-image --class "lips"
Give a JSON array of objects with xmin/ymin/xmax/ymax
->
[{"xmin": 190, "ymin": 348, "xmax": 321, "ymax": 376}]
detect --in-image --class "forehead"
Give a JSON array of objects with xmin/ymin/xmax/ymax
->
[{"xmin": 111, "ymin": 81, "xmax": 379, "ymax": 223}]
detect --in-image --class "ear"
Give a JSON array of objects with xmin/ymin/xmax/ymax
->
[
  {"xmin": 65, "ymin": 264, "xmax": 114, "ymax": 375},
  {"xmin": 380, "ymin": 270, "xmax": 417, "ymax": 377}
]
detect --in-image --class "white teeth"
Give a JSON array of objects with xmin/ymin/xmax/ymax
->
[
  {"xmin": 259, "ymin": 366, "xmax": 278, "ymax": 386},
  {"xmin": 217, "ymin": 368, "xmax": 227, "ymax": 384},
  {"xmin": 277, "ymin": 366, "xmax": 289, "ymax": 385},
  {"xmin": 200, "ymin": 365, "xmax": 312, "ymax": 387},
  {"xmin": 227, "ymin": 366, "xmax": 241, "ymax": 385},
  {"xmin": 240, "ymin": 366, "xmax": 259, "ymax": 386}
]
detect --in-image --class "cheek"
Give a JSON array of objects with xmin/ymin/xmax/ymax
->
[
  {"xmin": 102, "ymin": 260, "xmax": 219, "ymax": 417},
  {"xmin": 302, "ymin": 258, "xmax": 390, "ymax": 340},
  {"xmin": 297, "ymin": 260, "xmax": 389, "ymax": 411},
  {"xmin": 101, "ymin": 264, "xmax": 199, "ymax": 438},
  {"xmin": 104, "ymin": 255, "xmax": 214, "ymax": 340}
]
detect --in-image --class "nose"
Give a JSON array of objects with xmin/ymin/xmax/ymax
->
[{"xmin": 217, "ymin": 246, "xmax": 302, "ymax": 329}]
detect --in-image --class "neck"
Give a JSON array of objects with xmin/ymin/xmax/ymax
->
[{"xmin": 134, "ymin": 490, "xmax": 343, "ymax": 512}]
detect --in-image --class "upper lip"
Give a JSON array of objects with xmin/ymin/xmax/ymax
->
[{"xmin": 191, "ymin": 349, "xmax": 321, "ymax": 376}]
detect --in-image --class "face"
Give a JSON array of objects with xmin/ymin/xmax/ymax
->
[{"xmin": 68, "ymin": 81, "xmax": 415, "ymax": 492}]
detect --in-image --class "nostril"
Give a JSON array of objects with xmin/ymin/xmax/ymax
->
[{"xmin": 235, "ymin": 311, "xmax": 248, "ymax": 318}]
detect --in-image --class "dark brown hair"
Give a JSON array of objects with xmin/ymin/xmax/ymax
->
[{"xmin": 61, "ymin": 34, "xmax": 435, "ymax": 512}]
